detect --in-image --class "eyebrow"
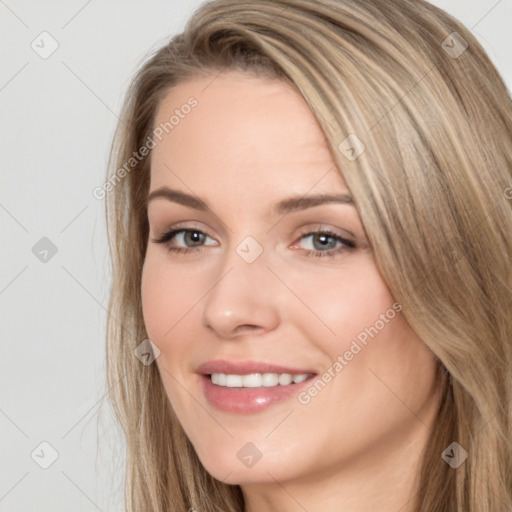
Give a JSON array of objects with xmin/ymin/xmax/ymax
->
[{"xmin": 146, "ymin": 186, "xmax": 354, "ymax": 215}]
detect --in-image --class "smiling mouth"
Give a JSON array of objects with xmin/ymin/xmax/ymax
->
[{"xmin": 209, "ymin": 372, "xmax": 315, "ymax": 388}]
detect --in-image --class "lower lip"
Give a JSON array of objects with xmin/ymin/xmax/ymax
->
[{"xmin": 199, "ymin": 374, "xmax": 316, "ymax": 414}]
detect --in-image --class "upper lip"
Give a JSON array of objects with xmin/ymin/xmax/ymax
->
[{"xmin": 196, "ymin": 359, "xmax": 316, "ymax": 375}]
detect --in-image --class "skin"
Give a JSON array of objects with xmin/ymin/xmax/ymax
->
[{"xmin": 141, "ymin": 71, "xmax": 442, "ymax": 512}]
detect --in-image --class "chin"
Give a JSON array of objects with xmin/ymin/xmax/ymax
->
[{"xmin": 195, "ymin": 445, "xmax": 304, "ymax": 486}]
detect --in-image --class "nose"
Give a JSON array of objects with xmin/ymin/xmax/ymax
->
[{"xmin": 201, "ymin": 243, "xmax": 280, "ymax": 339}]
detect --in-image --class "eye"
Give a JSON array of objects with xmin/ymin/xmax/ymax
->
[
  {"xmin": 293, "ymin": 228, "xmax": 356, "ymax": 258},
  {"xmin": 151, "ymin": 225, "xmax": 356, "ymax": 258},
  {"xmin": 151, "ymin": 228, "xmax": 216, "ymax": 254}
]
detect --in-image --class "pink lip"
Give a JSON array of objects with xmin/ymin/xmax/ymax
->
[
  {"xmin": 196, "ymin": 359, "xmax": 315, "ymax": 375},
  {"xmin": 196, "ymin": 359, "xmax": 317, "ymax": 414}
]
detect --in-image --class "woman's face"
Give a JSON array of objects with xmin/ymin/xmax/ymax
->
[{"xmin": 141, "ymin": 71, "xmax": 440, "ymax": 486}]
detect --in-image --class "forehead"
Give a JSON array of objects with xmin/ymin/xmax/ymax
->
[{"xmin": 150, "ymin": 71, "xmax": 347, "ymax": 199}]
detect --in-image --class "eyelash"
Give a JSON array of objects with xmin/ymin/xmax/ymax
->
[{"xmin": 151, "ymin": 226, "xmax": 356, "ymax": 258}]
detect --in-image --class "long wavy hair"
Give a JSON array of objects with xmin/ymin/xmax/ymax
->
[{"xmin": 104, "ymin": 0, "xmax": 512, "ymax": 510}]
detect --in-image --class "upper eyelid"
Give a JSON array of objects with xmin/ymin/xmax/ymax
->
[{"xmin": 147, "ymin": 207, "xmax": 230, "ymax": 238}]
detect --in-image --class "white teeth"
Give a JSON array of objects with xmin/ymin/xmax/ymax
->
[
  {"xmin": 225, "ymin": 374, "xmax": 243, "ymax": 387},
  {"xmin": 278, "ymin": 373, "xmax": 293, "ymax": 386},
  {"xmin": 210, "ymin": 372, "xmax": 311, "ymax": 388},
  {"xmin": 211, "ymin": 373, "xmax": 226, "ymax": 386},
  {"xmin": 262, "ymin": 373, "xmax": 279, "ymax": 387},
  {"xmin": 242, "ymin": 373, "xmax": 262, "ymax": 387}
]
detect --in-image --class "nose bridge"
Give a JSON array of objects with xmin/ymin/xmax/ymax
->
[{"xmin": 201, "ymin": 235, "xmax": 279, "ymax": 337}]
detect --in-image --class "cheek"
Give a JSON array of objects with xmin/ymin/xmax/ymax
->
[
  {"xmin": 141, "ymin": 255, "xmax": 202, "ymax": 415},
  {"xmin": 140, "ymin": 252, "xmax": 201, "ymax": 343},
  {"xmin": 285, "ymin": 256, "xmax": 397, "ymax": 355},
  {"xmin": 303, "ymin": 265, "xmax": 437, "ymax": 419},
  {"xmin": 286, "ymin": 257, "xmax": 434, "ymax": 402}
]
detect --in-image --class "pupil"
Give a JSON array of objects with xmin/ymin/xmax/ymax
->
[
  {"xmin": 187, "ymin": 231, "xmax": 203, "ymax": 245},
  {"xmin": 314, "ymin": 234, "xmax": 334, "ymax": 250}
]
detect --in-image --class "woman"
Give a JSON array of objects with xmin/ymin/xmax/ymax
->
[{"xmin": 104, "ymin": 0, "xmax": 512, "ymax": 510}]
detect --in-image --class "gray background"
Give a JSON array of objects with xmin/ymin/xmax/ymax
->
[{"xmin": 1, "ymin": 1, "xmax": 511, "ymax": 510}]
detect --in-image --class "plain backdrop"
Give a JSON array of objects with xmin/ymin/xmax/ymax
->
[{"xmin": 1, "ymin": 1, "xmax": 511, "ymax": 510}]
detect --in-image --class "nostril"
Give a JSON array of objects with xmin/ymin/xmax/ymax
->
[{"xmin": 234, "ymin": 324, "xmax": 261, "ymax": 335}]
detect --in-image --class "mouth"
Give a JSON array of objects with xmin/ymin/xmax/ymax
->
[{"xmin": 196, "ymin": 360, "xmax": 317, "ymax": 414}]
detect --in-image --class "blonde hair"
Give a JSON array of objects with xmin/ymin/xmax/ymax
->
[{"xmin": 104, "ymin": 0, "xmax": 512, "ymax": 510}]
